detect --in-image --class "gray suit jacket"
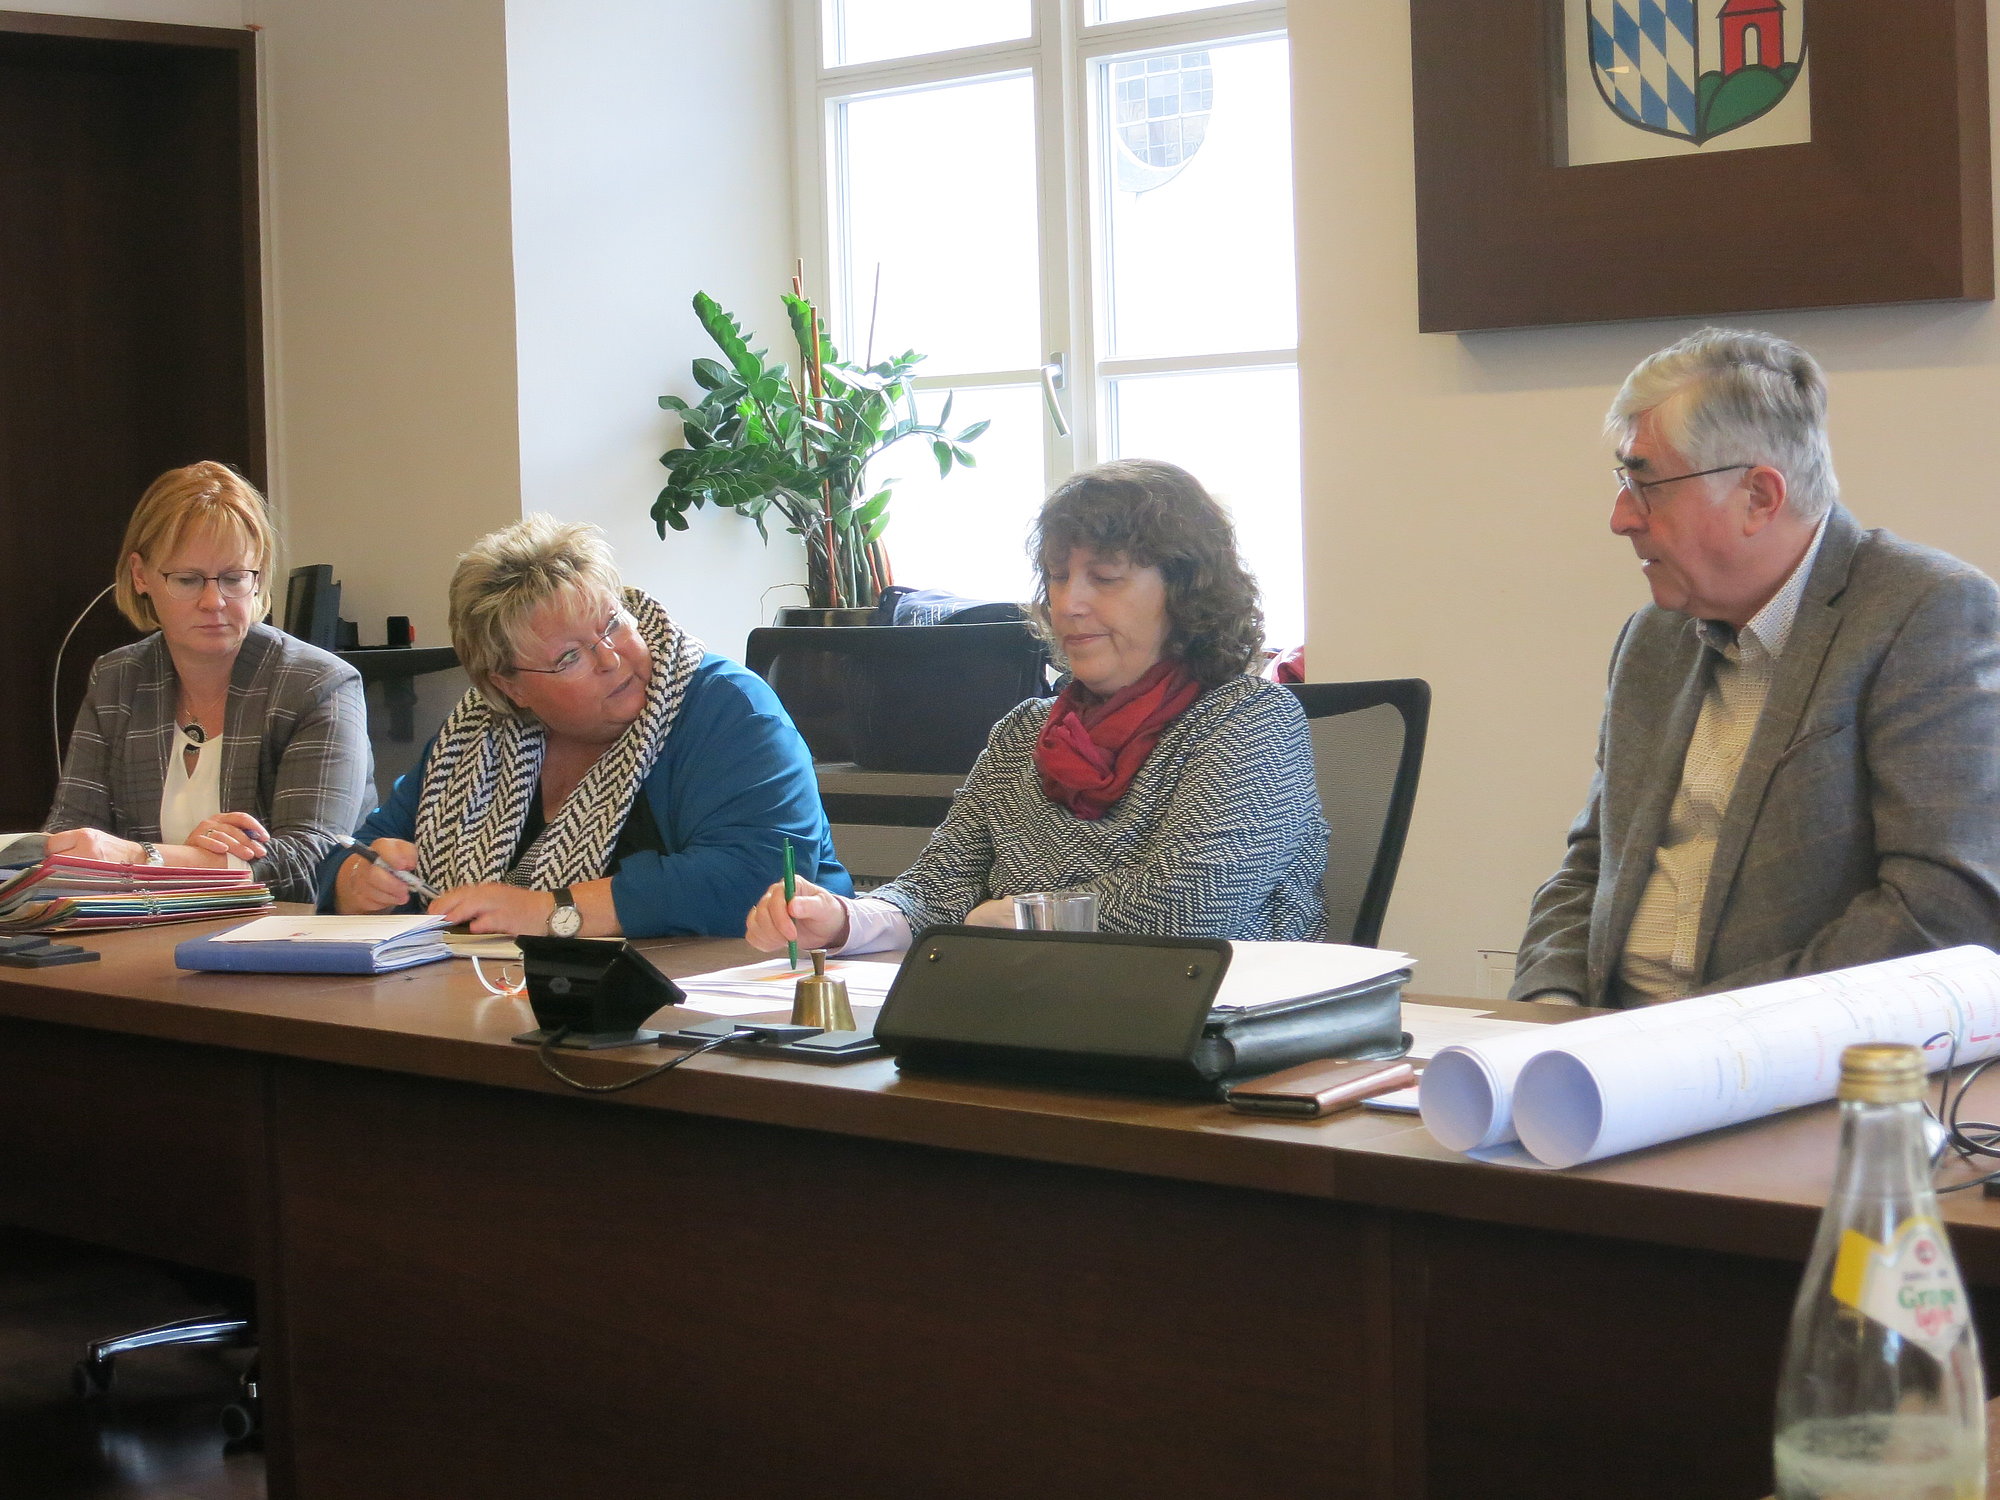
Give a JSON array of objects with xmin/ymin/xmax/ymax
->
[
  {"xmin": 45, "ymin": 623, "xmax": 372, "ymax": 903},
  {"xmin": 1512, "ymin": 505, "xmax": 2000, "ymax": 1007}
]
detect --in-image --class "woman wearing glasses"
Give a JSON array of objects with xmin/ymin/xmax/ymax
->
[
  {"xmin": 324, "ymin": 514, "xmax": 848, "ymax": 937},
  {"xmin": 43, "ymin": 462, "xmax": 372, "ymax": 900}
]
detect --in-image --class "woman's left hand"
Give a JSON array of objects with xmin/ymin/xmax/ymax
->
[{"xmin": 428, "ymin": 882, "xmax": 555, "ymax": 936}]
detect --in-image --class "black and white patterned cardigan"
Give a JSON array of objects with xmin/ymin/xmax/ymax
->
[{"xmin": 871, "ymin": 675, "xmax": 1327, "ymax": 941}]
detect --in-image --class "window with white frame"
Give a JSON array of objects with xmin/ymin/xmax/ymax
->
[{"xmin": 794, "ymin": 0, "xmax": 1302, "ymax": 648}]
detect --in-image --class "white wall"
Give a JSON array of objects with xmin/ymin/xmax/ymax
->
[
  {"xmin": 504, "ymin": 0, "xmax": 801, "ymax": 655},
  {"xmin": 1293, "ymin": 3, "xmax": 2000, "ymax": 996}
]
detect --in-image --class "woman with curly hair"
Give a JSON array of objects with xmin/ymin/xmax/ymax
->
[{"xmin": 747, "ymin": 459, "xmax": 1327, "ymax": 949}]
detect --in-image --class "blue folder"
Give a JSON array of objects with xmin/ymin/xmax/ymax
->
[{"xmin": 176, "ymin": 916, "xmax": 452, "ymax": 974}]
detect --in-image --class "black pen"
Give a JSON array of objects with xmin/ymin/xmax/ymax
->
[{"xmin": 340, "ymin": 838, "xmax": 444, "ymax": 904}]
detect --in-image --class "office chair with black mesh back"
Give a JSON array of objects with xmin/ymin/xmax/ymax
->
[
  {"xmin": 1285, "ymin": 680, "xmax": 1431, "ymax": 948},
  {"xmin": 746, "ymin": 622, "xmax": 1051, "ymax": 775}
]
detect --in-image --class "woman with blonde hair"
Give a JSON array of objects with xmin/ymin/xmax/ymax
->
[
  {"xmin": 325, "ymin": 514, "xmax": 848, "ymax": 937},
  {"xmin": 44, "ymin": 462, "xmax": 372, "ymax": 901}
]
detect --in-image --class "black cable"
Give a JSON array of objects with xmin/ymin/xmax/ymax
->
[
  {"xmin": 1919, "ymin": 1029, "xmax": 2000, "ymax": 1193},
  {"xmin": 535, "ymin": 1027, "xmax": 744, "ymax": 1094}
]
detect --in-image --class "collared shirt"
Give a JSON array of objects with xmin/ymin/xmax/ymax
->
[{"xmin": 1618, "ymin": 518, "xmax": 1829, "ymax": 1003}]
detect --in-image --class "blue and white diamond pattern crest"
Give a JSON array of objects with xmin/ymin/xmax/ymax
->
[{"xmin": 1590, "ymin": 0, "xmax": 1699, "ymax": 139}]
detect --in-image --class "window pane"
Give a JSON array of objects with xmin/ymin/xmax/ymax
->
[
  {"xmin": 1099, "ymin": 37, "xmax": 1296, "ymax": 360},
  {"xmin": 1106, "ymin": 367, "xmax": 1303, "ymax": 648},
  {"xmin": 829, "ymin": 0, "xmax": 1031, "ymax": 68},
  {"xmin": 838, "ymin": 76, "xmax": 1042, "ymax": 377},
  {"xmin": 864, "ymin": 385, "xmax": 1047, "ymax": 605},
  {"xmin": 1093, "ymin": 0, "xmax": 1232, "ymax": 21}
]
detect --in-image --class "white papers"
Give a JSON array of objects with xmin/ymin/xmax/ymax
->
[
  {"xmin": 1399, "ymin": 1002, "xmax": 1545, "ymax": 1061},
  {"xmin": 673, "ymin": 957, "xmax": 901, "ymax": 1017},
  {"xmin": 1210, "ymin": 942, "xmax": 1412, "ymax": 1012},
  {"xmin": 442, "ymin": 933, "xmax": 522, "ymax": 960},
  {"xmin": 1419, "ymin": 946, "xmax": 2000, "ymax": 1168},
  {"xmin": 211, "ymin": 914, "xmax": 449, "ymax": 944},
  {"xmin": 1361, "ymin": 1085, "xmax": 1423, "ymax": 1113}
]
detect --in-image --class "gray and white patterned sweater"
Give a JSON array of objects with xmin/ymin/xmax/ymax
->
[{"xmin": 871, "ymin": 675, "xmax": 1327, "ymax": 941}]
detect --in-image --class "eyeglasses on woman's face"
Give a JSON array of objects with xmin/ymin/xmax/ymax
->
[
  {"xmin": 154, "ymin": 568, "xmax": 261, "ymax": 601},
  {"xmin": 507, "ymin": 608, "xmax": 634, "ymax": 678}
]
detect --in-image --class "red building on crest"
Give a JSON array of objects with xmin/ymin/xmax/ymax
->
[{"xmin": 1719, "ymin": 0, "xmax": 1786, "ymax": 75}]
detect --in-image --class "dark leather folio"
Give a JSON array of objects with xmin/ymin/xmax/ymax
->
[
  {"xmin": 874, "ymin": 926, "xmax": 1411, "ymax": 1099},
  {"xmin": 1223, "ymin": 1057, "xmax": 1419, "ymax": 1117}
]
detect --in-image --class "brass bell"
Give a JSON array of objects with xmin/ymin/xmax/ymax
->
[{"xmin": 790, "ymin": 948, "xmax": 854, "ymax": 1031}]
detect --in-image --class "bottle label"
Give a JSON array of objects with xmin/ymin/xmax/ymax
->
[{"xmin": 1831, "ymin": 1215, "xmax": 1970, "ymax": 1361}]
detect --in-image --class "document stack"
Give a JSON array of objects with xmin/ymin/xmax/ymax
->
[{"xmin": 0, "ymin": 854, "xmax": 272, "ymax": 933}]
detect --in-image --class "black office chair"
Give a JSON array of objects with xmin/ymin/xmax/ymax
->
[
  {"xmin": 73, "ymin": 1272, "xmax": 261, "ymax": 1445},
  {"xmin": 746, "ymin": 622, "xmax": 1051, "ymax": 774},
  {"xmin": 1286, "ymin": 679, "xmax": 1431, "ymax": 948}
]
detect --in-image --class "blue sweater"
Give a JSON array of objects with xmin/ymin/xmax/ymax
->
[{"xmin": 317, "ymin": 655, "xmax": 850, "ymax": 937}]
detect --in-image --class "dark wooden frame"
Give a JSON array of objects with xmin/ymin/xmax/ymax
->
[{"xmin": 1409, "ymin": 0, "xmax": 1993, "ymax": 332}]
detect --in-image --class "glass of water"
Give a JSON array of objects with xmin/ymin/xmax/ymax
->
[{"xmin": 1012, "ymin": 891, "xmax": 1098, "ymax": 932}]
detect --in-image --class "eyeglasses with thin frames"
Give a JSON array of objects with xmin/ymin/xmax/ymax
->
[
  {"xmin": 1612, "ymin": 463, "xmax": 1751, "ymax": 517},
  {"xmin": 507, "ymin": 609, "xmax": 632, "ymax": 678},
  {"xmin": 155, "ymin": 569, "xmax": 261, "ymax": 601}
]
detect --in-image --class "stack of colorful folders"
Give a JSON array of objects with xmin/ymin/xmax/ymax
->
[{"xmin": 0, "ymin": 855, "xmax": 273, "ymax": 933}]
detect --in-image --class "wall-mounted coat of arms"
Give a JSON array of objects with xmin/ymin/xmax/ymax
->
[{"xmin": 1564, "ymin": 0, "xmax": 1809, "ymax": 165}]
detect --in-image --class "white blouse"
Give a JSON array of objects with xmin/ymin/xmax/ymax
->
[{"xmin": 160, "ymin": 723, "xmax": 224, "ymax": 848}]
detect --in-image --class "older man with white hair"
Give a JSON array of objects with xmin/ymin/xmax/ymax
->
[{"xmin": 1513, "ymin": 328, "xmax": 2000, "ymax": 1008}]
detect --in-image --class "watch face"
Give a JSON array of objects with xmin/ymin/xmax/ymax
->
[{"xmin": 549, "ymin": 902, "xmax": 583, "ymax": 939}]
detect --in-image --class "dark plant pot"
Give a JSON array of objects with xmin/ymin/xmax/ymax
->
[{"xmin": 776, "ymin": 607, "xmax": 877, "ymax": 627}]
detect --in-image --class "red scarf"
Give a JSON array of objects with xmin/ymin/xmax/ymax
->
[{"xmin": 1034, "ymin": 658, "xmax": 1201, "ymax": 821}]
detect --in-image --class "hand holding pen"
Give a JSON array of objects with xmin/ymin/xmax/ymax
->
[{"xmin": 336, "ymin": 837, "xmax": 444, "ymax": 912}]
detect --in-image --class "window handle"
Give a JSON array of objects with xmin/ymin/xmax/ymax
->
[{"xmin": 1040, "ymin": 353, "xmax": 1071, "ymax": 437}]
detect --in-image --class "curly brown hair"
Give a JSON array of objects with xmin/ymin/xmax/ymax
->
[{"xmin": 1029, "ymin": 460, "xmax": 1263, "ymax": 688}]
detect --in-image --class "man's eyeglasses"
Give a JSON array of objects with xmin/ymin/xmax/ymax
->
[
  {"xmin": 157, "ymin": 569, "xmax": 261, "ymax": 601},
  {"xmin": 508, "ymin": 609, "xmax": 632, "ymax": 678},
  {"xmin": 1612, "ymin": 463, "xmax": 1751, "ymax": 516}
]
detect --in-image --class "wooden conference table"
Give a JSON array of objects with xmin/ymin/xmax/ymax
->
[{"xmin": 5, "ymin": 921, "xmax": 2000, "ymax": 1500}]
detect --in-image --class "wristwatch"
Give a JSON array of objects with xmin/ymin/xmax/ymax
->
[
  {"xmin": 547, "ymin": 886, "xmax": 582, "ymax": 939},
  {"xmin": 137, "ymin": 841, "xmax": 165, "ymax": 866}
]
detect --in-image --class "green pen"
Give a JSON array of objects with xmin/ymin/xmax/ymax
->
[{"xmin": 782, "ymin": 837, "xmax": 800, "ymax": 971}]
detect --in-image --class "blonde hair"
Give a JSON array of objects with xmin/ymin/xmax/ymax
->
[
  {"xmin": 450, "ymin": 514, "xmax": 624, "ymax": 716},
  {"xmin": 116, "ymin": 463, "xmax": 277, "ymax": 631}
]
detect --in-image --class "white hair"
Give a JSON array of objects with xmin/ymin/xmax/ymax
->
[{"xmin": 1607, "ymin": 327, "xmax": 1838, "ymax": 521}]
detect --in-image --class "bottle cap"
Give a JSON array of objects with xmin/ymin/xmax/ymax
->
[{"xmin": 1837, "ymin": 1042, "xmax": 1926, "ymax": 1104}]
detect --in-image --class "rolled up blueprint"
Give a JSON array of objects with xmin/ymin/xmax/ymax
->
[
  {"xmin": 1419, "ymin": 947, "xmax": 2000, "ymax": 1160},
  {"xmin": 1510, "ymin": 946, "xmax": 2000, "ymax": 1168}
]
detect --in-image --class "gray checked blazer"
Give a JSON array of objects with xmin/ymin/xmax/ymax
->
[
  {"xmin": 1512, "ymin": 504, "xmax": 2000, "ymax": 1008},
  {"xmin": 44, "ymin": 623, "xmax": 373, "ymax": 903}
]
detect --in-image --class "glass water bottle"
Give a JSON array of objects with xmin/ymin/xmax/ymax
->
[{"xmin": 1774, "ymin": 1042, "xmax": 1987, "ymax": 1499}]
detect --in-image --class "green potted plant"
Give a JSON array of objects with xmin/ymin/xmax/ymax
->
[{"xmin": 653, "ymin": 282, "xmax": 987, "ymax": 619}]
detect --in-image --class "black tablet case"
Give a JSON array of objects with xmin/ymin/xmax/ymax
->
[{"xmin": 874, "ymin": 926, "xmax": 1409, "ymax": 1098}]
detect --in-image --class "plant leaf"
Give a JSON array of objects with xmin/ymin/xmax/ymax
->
[{"xmin": 956, "ymin": 419, "xmax": 990, "ymax": 442}]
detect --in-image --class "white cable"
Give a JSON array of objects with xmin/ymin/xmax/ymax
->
[{"xmin": 51, "ymin": 584, "xmax": 116, "ymax": 772}]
